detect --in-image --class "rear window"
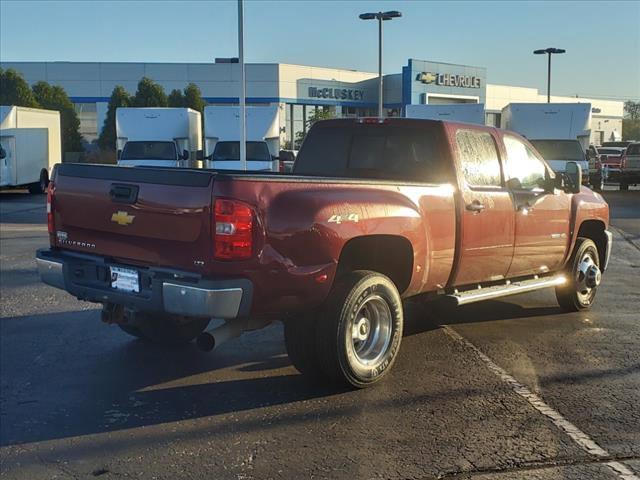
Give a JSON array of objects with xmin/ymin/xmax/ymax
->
[
  {"xmin": 627, "ymin": 144, "xmax": 640, "ymax": 155},
  {"xmin": 294, "ymin": 123, "xmax": 452, "ymax": 183},
  {"xmin": 213, "ymin": 141, "xmax": 271, "ymax": 162},
  {"xmin": 121, "ymin": 141, "xmax": 177, "ymax": 161},
  {"xmin": 529, "ymin": 140, "xmax": 585, "ymax": 161}
]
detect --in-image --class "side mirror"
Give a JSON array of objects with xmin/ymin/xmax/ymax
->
[
  {"xmin": 271, "ymin": 154, "xmax": 280, "ymax": 161},
  {"xmin": 180, "ymin": 149, "xmax": 189, "ymax": 161},
  {"xmin": 196, "ymin": 150, "xmax": 204, "ymax": 161},
  {"xmin": 0, "ymin": 146, "xmax": 5, "ymax": 160},
  {"xmin": 116, "ymin": 149, "xmax": 122, "ymax": 160},
  {"xmin": 565, "ymin": 162, "xmax": 582, "ymax": 194}
]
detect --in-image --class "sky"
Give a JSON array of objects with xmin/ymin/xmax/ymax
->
[{"xmin": 1, "ymin": 0, "xmax": 639, "ymax": 101}]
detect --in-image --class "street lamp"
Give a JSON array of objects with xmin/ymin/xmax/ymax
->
[
  {"xmin": 359, "ymin": 10, "xmax": 402, "ymax": 117},
  {"xmin": 533, "ymin": 47, "xmax": 566, "ymax": 103}
]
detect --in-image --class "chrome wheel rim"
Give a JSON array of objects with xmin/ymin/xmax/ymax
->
[
  {"xmin": 575, "ymin": 251, "xmax": 600, "ymax": 305},
  {"xmin": 350, "ymin": 295, "xmax": 392, "ymax": 367}
]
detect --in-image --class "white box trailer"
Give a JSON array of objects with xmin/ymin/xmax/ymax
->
[
  {"xmin": 0, "ymin": 106, "xmax": 61, "ymax": 193},
  {"xmin": 116, "ymin": 108, "xmax": 202, "ymax": 168},
  {"xmin": 500, "ymin": 103, "xmax": 591, "ymax": 178},
  {"xmin": 204, "ymin": 105, "xmax": 280, "ymax": 171},
  {"xmin": 405, "ymin": 103, "xmax": 485, "ymax": 125}
]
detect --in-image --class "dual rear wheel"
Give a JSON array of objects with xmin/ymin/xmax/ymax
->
[{"xmin": 285, "ymin": 270, "xmax": 404, "ymax": 388}]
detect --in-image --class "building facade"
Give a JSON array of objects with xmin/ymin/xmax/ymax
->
[{"xmin": 1, "ymin": 59, "xmax": 624, "ymax": 147}]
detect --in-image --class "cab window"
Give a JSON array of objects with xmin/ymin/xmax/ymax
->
[
  {"xmin": 503, "ymin": 135, "xmax": 548, "ymax": 191},
  {"xmin": 455, "ymin": 130, "xmax": 502, "ymax": 188}
]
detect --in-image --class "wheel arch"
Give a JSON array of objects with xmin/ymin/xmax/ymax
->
[
  {"xmin": 335, "ymin": 234, "xmax": 414, "ymax": 295},
  {"xmin": 576, "ymin": 219, "xmax": 607, "ymax": 267}
]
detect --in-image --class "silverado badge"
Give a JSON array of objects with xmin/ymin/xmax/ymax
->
[{"xmin": 111, "ymin": 211, "xmax": 135, "ymax": 226}]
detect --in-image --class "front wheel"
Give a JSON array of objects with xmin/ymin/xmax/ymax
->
[
  {"xmin": 556, "ymin": 238, "xmax": 601, "ymax": 311},
  {"xmin": 316, "ymin": 270, "xmax": 403, "ymax": 388}
]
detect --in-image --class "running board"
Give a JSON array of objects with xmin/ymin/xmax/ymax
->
[{"xmin": 447, "ymin": 275, "xmax": 567, "ymax": 306}]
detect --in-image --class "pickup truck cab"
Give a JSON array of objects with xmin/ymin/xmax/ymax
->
[{"xmin": 36, "ymin": 118, "xmax": 612, "ymax": 388}]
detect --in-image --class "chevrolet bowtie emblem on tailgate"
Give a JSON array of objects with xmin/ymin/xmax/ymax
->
[{"xmin": 111, "ymin": 211, "xmax": 135, "ymax": 226}]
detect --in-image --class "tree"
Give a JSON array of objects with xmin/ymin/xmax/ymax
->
[
  {"xmin": 98, "ymin": 85, "xmax": 131, "ymax": 150},
  {"xmin": 183, "ymin": 83, "xmax": 206, "ymax": 113},
  {"xmin": 624, "ymin": 101, "xmax": 640, "ymax": 120},
  {"xmin": 0, "ymin": 68, "xmax": 39, "ymax": 107},
  {"xmin": 131, "ymin": 77, "xmax": 167, "ymax": 107},
  {"xmin": 294, "ymin": 107, "xmax": 334, "ymax": 148},
  {"xmin": 32, "ymin": 81, "xmax": 84, "ymax": 152},
  {"xmin": 168, "ymin": 88, "xmax": 185, "ymax": 107}
]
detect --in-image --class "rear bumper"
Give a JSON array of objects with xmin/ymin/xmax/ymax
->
[{"xmin": 36, "ymin": 249, "xmax": 252, "ymax": 319}]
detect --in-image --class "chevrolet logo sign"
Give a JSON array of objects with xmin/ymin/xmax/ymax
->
[
  {"xmin": 417, "ymin": 72, "xmax": 437, "ymax": 84},
  {"xmin": 111, "ymin": 211, "xmax": 135, "ymax": 226}
]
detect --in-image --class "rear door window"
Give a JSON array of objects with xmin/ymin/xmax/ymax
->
[{"xmin": 455, "ymin": 130, "xmax": 502, "ymax": 188}]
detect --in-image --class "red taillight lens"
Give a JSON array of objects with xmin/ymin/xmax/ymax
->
[
  {"xmin": 278, "ymin": 160, "xmax": 285, "ymax": 173},
  {"xmin": 47, "ymin": 182, "xmax": 55, "ymax": 235},
  {"xmin": 214, "ymin": 199, "xmax": 254, "ymax": 260},
  {"xmin": 620, "ymin": 155, "xmax": 627, "ymax": 169}
]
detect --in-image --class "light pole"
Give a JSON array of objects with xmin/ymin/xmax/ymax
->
[
  {"xmin": 533, "ymin": 47, "xmax": 565, "ymax": 103},
  {"xmin": 359, "ymin": 10, "xmax": 402, "ymax": 117},
  {"xmin": 238, "ymin": 0, "xmax": 247, "ymax": 170}
]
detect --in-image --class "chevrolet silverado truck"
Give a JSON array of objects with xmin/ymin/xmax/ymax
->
[{"xmin": 36, "ymin": 118, "xmax": 612, "ymax": 388}]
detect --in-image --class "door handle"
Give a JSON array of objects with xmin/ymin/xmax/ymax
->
[
  {"xmin": 109, "ymin": 184, "xmax": 139, "ymax": 204},
  {"xmin": 466, "ymin": 200, "xmax": 486, "ymax": 212}
]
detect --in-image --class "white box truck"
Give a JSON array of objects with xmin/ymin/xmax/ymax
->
[
  {"xmin": 405, "ymin": 103, "xmax": 485, "ymax": 125},
  {"xmin": 116, "ymin": 108, "xmax": 202, "ymax": 168},
  {"xmin": 501, "ymin": 103, "xmax": 591, "ymax": 182},
  {"xmin": 203, "ymin": 105, "xmax": 280, "ymax": 171},
  {"xmin": 0, "ymin": 106, "xmax": 61, "ymax": 194}
]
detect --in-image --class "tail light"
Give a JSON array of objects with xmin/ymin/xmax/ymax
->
[
  {"xmin": 595, "ymin": 160, "xmax": 601, "ymax": 170},
  {"xmin": 620, "ymin": 154, "xmax": 627, "ymax": 170},
  {"xmin": 278, "ymin": 160, "xmax": 285, "ymax": 173},
  {"xmin": 46, "ymin": 182, "xmax": 55, "ymax": 235},
  {"xmin": 213, "ymin": 199, "xmax": 254, "ymax": 260},
  {"xmin": 357, "ymin": 117, "xmax": 389, "ymax": 124}
]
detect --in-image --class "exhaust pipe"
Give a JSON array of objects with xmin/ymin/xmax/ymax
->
[{"xmin": 196, "ymin": 319, "xmax": 245, "ymax": 352}]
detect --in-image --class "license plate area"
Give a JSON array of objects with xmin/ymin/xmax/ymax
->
[{"xmin": 110, "ymin": 266, "xmax": 140, "ymax": 293}]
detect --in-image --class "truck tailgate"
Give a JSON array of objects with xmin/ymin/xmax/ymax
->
[{"xmin": 52, "ymin": 164, "xmax": 215, "ymax": 271}]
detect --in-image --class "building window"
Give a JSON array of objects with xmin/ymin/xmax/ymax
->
[{"xmin": 485, "ymin": 112, "xmax": 501, "ymax": 127}]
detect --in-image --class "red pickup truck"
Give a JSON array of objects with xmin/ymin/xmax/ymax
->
[{"xmin": 37, "ymin": 119, "xmax": 612, "ymax": 388}]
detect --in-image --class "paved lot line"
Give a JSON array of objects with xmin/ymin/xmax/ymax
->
[{"xmin": 442, "ymin": 325, "xmax": 640, "ymax": 480}]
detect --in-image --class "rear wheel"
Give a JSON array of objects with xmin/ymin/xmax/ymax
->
[
  {"xmin": 620, "ymin": 182, "xmax": 629, "ymax": 191},
  {"xmin": 284, "ymin": 313, "xmax": 322, "ymax": 377},
  {"xmin": 315, "ymin": 270, "xmax": 403, "ymax": 388},
  {"xmin": 28, "ymin": 170, "xmax": 48, "ymax": 194},
  {"xmin": 130, "ymin": 314, "xmax": 210, "ymax": 345},
  {"xmin": 556, "ymin": 238, "xmax": 601, "ymax": 312}
]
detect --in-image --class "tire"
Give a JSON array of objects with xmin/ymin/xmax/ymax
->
[
  {"xmin": 556, "ymin": 238, "xmax": 601, "ymax": 312},
  {"xmin": 134, "ymin": 314, "xmax": 210, "ymax": 345},
  {"xmin": 592, "ymin": 175, "xmax": 603, "ymax": 192},
  {"xmin": 28, "ymin": 170, "xmax": 48, "ymax": 194},
  {"xmin": 315, "ymin": 270, "xmax": 403, "ymax": 388},
  {"xmin": 284, "ymin": 313, "xmax": 322, "ymax": 377},
  {"xmin": 620, "ymin": 182, "xmax": 629, "ymax": 191}
]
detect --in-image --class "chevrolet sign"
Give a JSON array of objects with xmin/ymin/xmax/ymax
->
[{"xmin": 417, "ymin": 72, "xmax": 481, "ymax": 89}]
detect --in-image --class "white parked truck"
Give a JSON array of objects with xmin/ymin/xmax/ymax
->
[
  {"xmin": 0, "ymin": 106, "xmax": 61, "ymax": 194},
  {"xmin": 204, "ymin": 105, "xmax": 280, "ymax": 171},
  {"xmin": 405, "ymin": 103, "xmax": 485, "ymax": 125},
  {"xmin": 116, "ymin": 108, "xmax": 202, "ymax": 168},
  {"xmin": 501, "ymin": 103, "xmax": 591, "ymax": 182}
]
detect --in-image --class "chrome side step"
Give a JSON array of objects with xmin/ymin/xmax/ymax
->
[{"xmin": 447, "ymin": 274, "xmax": 567, "ymax": 306}]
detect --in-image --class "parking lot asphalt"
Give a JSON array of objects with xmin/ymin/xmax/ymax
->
[{"xmin": 0, "ymin": 188, "xmax": 638, "ymax": 480}]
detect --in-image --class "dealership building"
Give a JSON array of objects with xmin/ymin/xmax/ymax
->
[{"xmin": 1, "ymin": 59, "xmax": 624, "ymax": 147}]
